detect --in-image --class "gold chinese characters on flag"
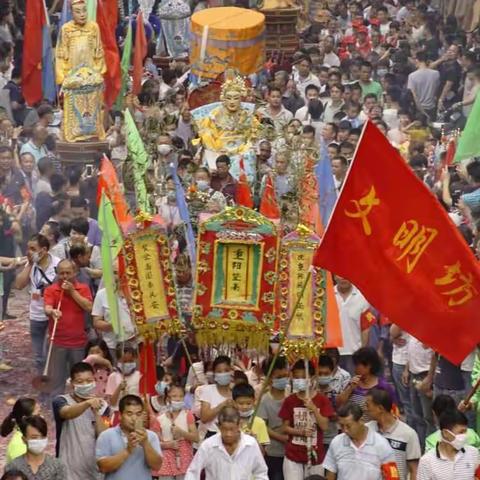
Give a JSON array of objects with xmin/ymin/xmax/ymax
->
[
  {"xmin": 314, "ymin": 121, "xmax": 480, "ymax": 364},
  {"xmin": 123, "ymin": 226, "xmax": 182, "ymax": 337},
  {"xmin": 277, "ymin": 225, "xmax": 326, "ymax": 360},
  {"xmin": 193, "ymin": 207, "xmax": 279, "ymax": 351}
]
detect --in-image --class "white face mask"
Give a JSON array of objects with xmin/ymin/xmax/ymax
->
[
  {"xmin": 157, "ymin": 144, "xmax": 172, "ymax": 156},
  {"xmin": 197, "ymin": 180, "xmax": 210, "ymax": 192},
  {"xmin": 27, "ymin": 438, "xmax": 48, "ymax": 455},
  {"xmin": 73, "ymin": 382, "xmax": 96, "ymax": 399},
  {"xmin": 444, "ymin": 430, "xmax": 468, "ymax": 450}
]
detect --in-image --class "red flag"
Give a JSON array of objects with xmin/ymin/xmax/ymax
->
[
  {"xmin": 97, "ymin": 155, "xmax": 134, "ymax": 232},
  {"xmin": 259, "ymin": 174, "xmax": 280, "ymax": 219},
  {"xmin": 97, "ymin": 0, "xmax": 121, "ymax": 109},
  {"xmin": 314, "ymin": 121, "xmax": 480, "ymax": 364},
  {"xmin": 139, "ymin": 340, "xmax": 157, "ymax": 396},
  {"xmin": 235, "ymin": 157, "xmax": 254, "ymax": 208},
  {"xmin": 132, "ymin": 10, "xmax": 147, "ymax": 96},
  {"xmin": 22, "ymin": 0, "xmax": 45, "ymax": 105}
]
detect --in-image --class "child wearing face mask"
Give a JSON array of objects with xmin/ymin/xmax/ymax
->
[
  {"xmin": 278, "ymin": 359, "xmax": 335, "ymax": 480},
  {"xmin": 83, "ymin": 339, "xmax": 113, "ymax": 397},
  {"xmin": 232, "ymin": 382, "xmax": 270, "ymax": 454},
  {"xmin": 5, "ymin": 416, "xmax": 66, "ymax": 478},
  {"xmin": 157, "ymin": 383, "xmax": 200, "ymax": 479},
  {"xmin": 150, "ymin": 367, "xmax": 173, "ymax": 415},
  {"xmin": 105, "ymin": 345, "xmax": 141, "ymax": 418},
  {"xmin": 257, "ymin": 356, "xmax": 290, "ymax": 478},
  {"xmin": 1, "ymin": 397, "xmax": 40, "ymax": 464}
]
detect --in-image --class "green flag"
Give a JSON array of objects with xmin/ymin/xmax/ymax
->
[
  {"xmin": 98, "ymin": 192, "xmax": 124, "ymax": 337},
  {"xmin": 86, "ymin": 0, "xmax": 97, "ymax": 22},
  {"xmin": 125, "ymin": 108, "xmax": 151, "ymax": 213},
  {"xmin": 455, "ymin": 93, "xmax": 480, "ymax": 162},
  {"xmin": 114, "ymin": 20, "xmax": 133, "ymax": 110}
]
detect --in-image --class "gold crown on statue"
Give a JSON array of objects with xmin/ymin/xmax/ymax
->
[
  {"xmin": 70, "ymin": 0, "xmax": 86, "ymax": 6},
  {"xmin": 220, "ymin": 74, "xmax": 248, "ymax": 100}
]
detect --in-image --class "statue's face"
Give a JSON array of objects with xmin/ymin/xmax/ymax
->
[
  {"xmin": 72, "ymin": 3, "xmax": 87, "ymax": 26},
  {"xmin": 223, "ymin": 91, "xmax": 241, "ymax": 113}
]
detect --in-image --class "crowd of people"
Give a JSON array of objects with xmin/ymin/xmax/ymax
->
[{"xmin": 1, "ymin": 0, "xmax": 480, "ymax": 479}]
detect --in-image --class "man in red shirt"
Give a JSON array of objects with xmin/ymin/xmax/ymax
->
[
  {"xmin": 44, "ymin": 259, "xmax": 93, "ymax": 397},
  {"xmin": 279, "ymin": 359, "xmax": 335, "ymax": 479}
]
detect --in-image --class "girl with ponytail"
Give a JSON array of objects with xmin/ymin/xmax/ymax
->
[{"xmin": 0, "ymin": 397, "xmax": 39, "ymax": 463}]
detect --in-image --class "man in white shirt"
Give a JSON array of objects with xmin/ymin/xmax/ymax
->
[
  {"xmin": 417, "ymin": 409, "xmax": 480, "ymax": 480},
  {"xmin": 295, "ymin": 84, "xmax": 321, "ymax": 122},
  {"xmin": 185, "ymin": 406, "xmax": 268, "ymax": 480},
  {"xmin": 257, "ymin": 86, "xmax": 293, "ymax": 133},
  {"xmin": 321, "ymin": 36, "xmax": 341, "ymax": 67},
  {"xmin": 404, "ymin": 335, "xmax": 435, "ymax": 449},
  {"xmin": 14, "ymin": 233, "xmax": 60, "ymax": 373},
  {"xmin": 331, "ymin": 155, "xmax": 348, "ymax": 193},
  {"xmin": 366, "ymin": 389, "xmax": 421, "ymax": 480},
  {"xmin": 334, "ymin": 276, "xmax": 370, "ymax": 374},
  {"xmin": 293, "ymin": 55, "xmax": 321, "ymax": 102},
  {"xmin": 323, "ymin": 403, "xmax": 399, "ymax": 480}
]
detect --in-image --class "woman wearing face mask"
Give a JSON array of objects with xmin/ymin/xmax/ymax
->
[
  {"xmin": 417, "ymin": 409, "xmax": 478, "ymax": 480},
  {"xmin": 4, "ymin": 416, "xmax": 66, "ymax": 478},
  {"xmin": 199, "ymin": 355, "xmax": 234, "ymax": 440},
  {"xmin": 157, "ymin": 384, "xmax": 199, "ymax": 479},
  {"xmin": 1, "ymin": 398, "xmax": 40, "ymax": 464}
]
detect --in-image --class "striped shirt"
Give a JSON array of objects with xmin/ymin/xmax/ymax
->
[
  {"xmin": 417, "ymin": 443, "xmax": 479, "ymax": 480},
  {"xmin": 367, "ymin": 419, "xmax": 421, "ymax": 480}
]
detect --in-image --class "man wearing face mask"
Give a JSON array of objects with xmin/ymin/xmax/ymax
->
[
  {"xmin": 279, "ymin": 359, "xmax": 334, "ymax": 479},
  {"xmin": 156, "ymin": 134, "xmax": 174, "ymax": 181},
  {"xmin": 316, "ymin": 355, "xmax": 346, "ymax": 451},
  {"xmin": 53, "ymin": 362, "xmax": 108, "ymax": 480},
  {"xmin": 258, "ymin": 356, "xmax": 290, "ymax": 480},
  {"xmin": 15, "ymin": 233, "xmax": 60, "ymax": 373},
  {"xmin": 417, "ymin": 409, "xmax": 480, "ymax": 480},
  {"xmin": 5, "ymin": 415, "xmax": 66, "ymax": 478}
]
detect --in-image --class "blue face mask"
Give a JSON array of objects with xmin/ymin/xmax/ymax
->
[
  {"xmin": 155, "ymin": 381, "xmax": 168, "ymax": 396},
  {"xmin": 215, "ymin": 372, "xmax": 231, "ymax": 386},
  {"xmin": 272, "ymin": 377, "xmax": 289, "ymax": 391},
  {"xmin": 292, "ymin": 378, "xmax": 307, "ymax": 392},
  {"xmin": 170, "ymin": 400, "xmax": 185, "ymax": 411},
  {"xmin": 119, "ymin": 362, "xmax": 136, "ymax": 376},
  {"xmin": 318, "ymin": 376, "xmax": 333, "ymax": 386}
]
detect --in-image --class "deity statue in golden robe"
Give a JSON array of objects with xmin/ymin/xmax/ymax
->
[
  {"xmin": 55, "ymin": 0, "xmax": 106, "ymax": 142},
  {"xmin": 194, "ymin": 75, "xmax": 260, "ymax": 182}
]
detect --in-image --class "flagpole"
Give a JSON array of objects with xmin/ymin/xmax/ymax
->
[
  {"xmin": 248, "ymin": 268, "xmax": 313, "ymax": 429},
  {"xmin": 317, "ymin": 121, "xmax": 369, "ymax": 246},
  {"xmin": 101, "ymin": 192, "xmax": 124, "ymax": 340}
]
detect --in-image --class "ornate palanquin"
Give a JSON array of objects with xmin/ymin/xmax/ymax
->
[
  {"xmin": 277, "ymin": 225, "xmax": 326, "ymax": 360},
  {"xmin": 123, "ymin": 226, "xmax": 182, "ymax": 337},
  {"xmin": 192, "ymin": 207, "xmax": 279, "ymax": 351}
]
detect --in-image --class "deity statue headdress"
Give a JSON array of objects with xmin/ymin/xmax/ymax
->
[
  {"xmin": 220, "ymin": 74, "xmax": 248, "ymax": 101},
  {"xmin": 70, "ymin": 0, "xmax": 86, "ymax": 6}
]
